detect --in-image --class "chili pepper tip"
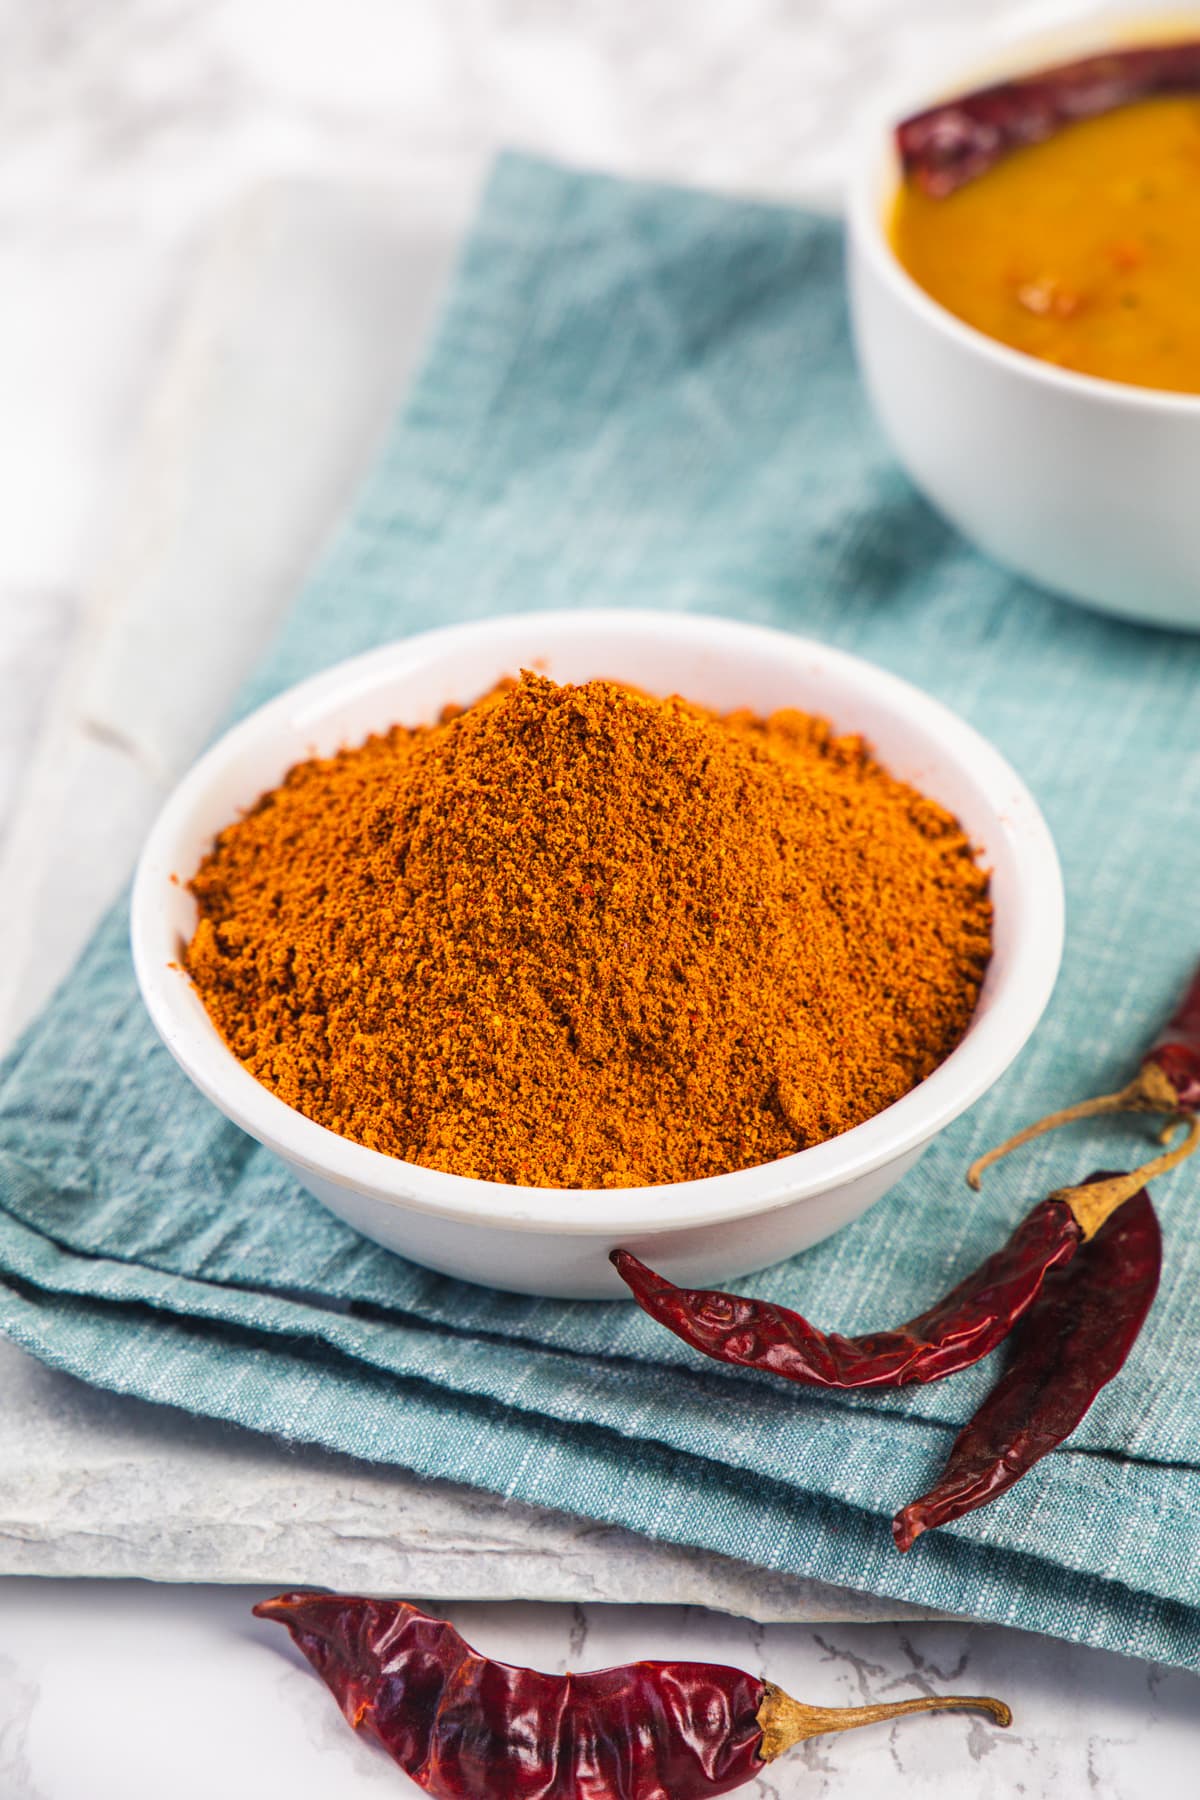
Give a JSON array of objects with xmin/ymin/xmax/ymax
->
[
  {"xmin": 892, "ymin": 1506, "xmax": 926, "ymax": 1553},
  {"xmin": 252, "ymin": 1592, "xmax": 312, "ymax": 1621}
]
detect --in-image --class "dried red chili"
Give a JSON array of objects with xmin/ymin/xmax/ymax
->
[
  {"xmin": 898, "ymin": 41, "xmax": 1200, "ymax": 197},
  {"xmin": 253, "ymin": 1594, "xmax": 1010, "ymax": 1798},
  {"xmin": 609, "ymin": 1110, "xmax": 1191, "ymax": 1392},
  {"xmin": 895, "ymin": 1176, "xmax": 1160, "ymax": 1549},
  {"xmin": 611, "ymin": 1202, "xmax": 1080, "ymax": 1390},
  {"xmin": 968, "ymin": 960, "xmax": 1200, "ymax": 1188}
]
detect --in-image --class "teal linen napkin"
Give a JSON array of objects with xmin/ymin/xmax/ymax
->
[{"xmin": 4, "ymin": 152, "xmax": 1200, "ymax": 1670}]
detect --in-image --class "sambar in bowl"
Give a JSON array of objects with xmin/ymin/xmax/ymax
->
[{"xmin": 848, "ymin": 14, "xmax": 1200, "ymax": 630}]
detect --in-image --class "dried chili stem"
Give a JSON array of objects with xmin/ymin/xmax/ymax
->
[
  {"xmin": 1053, "ymin": 1114, "xmax": 1200, "ymax": 1239},
  {"xmin": 968, "ymin": 962, "xmax": 1200, "ymax": 1190},
  {"xmin": 757, "ymin": 1683, "xmax": 1011, "ymax": 1756},
  {"xmin": 967, "ymin": 1064, "xmax": 1179, "ymax": 1190}
]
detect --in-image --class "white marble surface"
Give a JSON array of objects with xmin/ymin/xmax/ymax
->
[
  {"xmin": 0, "ymin": 0, "xmax": 1195, "ymax": 1794},
  {"xmin": 2, "ymin": 1584, "xmax": 1197, "ymax": 1799}
]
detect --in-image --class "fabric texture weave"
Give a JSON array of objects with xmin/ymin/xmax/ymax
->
[{"xmin": 4, "ymin": 153, "xmax": 1200, "ymax": 1669}]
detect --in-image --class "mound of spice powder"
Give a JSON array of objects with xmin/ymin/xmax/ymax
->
[{"xmin": 186, "ymin": 673, "xmax": 992, "ymax": 1188}]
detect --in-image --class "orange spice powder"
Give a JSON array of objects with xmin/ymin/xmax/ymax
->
[{"xmin": 185, "ymin": 673, "xmax": 992, "ymax": 1187}]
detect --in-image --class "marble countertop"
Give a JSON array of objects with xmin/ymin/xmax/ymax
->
[
  {"xmin": 0, "ymin": 1, "xmax": 1193, "ymax": 1794},
  {"xmin": 3, "ymin": 1580, "xmax": 1196, "ymax": 1799}
]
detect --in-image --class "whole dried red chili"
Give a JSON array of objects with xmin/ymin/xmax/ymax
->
[
  {"xmin": 968, "ymin": 960, "xmax": 1200, "ymax": 1188},
  {"xmin": 895, "ymin": 1176, "xmax": 1160, "ymax": 1549},
  {"xmin": 611, "ymin": 1202, "xmax": 1081, "ymax": 1390},
  {"xmin": 898, "ymin": 41, "xmax": 1200, "ymax": 197},
  {"xmin": 609, "ymin": 1112, "xmax": 1191, "ymax": 1392},
  {"xmin": 254, "ymin": 1594, "xmax": 1010, "ymax": 1798}
]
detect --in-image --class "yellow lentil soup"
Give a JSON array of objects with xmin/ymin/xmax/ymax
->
[{"xmin": 892, "ymin": 94, "xmax": 1200, "ymax": 394}]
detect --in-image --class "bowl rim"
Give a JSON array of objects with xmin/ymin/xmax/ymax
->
[
  {"xmin": 846, "ymin": 5, "xmax": 1200, "ymax": 416},
  {"xmin": 131, "ymin": 609, "xmax": 1064, "ymax": 1237}
]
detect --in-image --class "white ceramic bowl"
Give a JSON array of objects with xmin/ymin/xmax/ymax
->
[
  {"xmin": 847, "ymin": 7, "xmax": 1200, "ymax": 632},
  {"xmin": 132, "ymin": 610, "xmax": 1063, "ymax": 1298}
]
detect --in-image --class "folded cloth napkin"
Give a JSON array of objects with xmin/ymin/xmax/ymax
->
[{"xmin": 4, "ymin": 152, "xmax": 1200, "ymax": 1671}]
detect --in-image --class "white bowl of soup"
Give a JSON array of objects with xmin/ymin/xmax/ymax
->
[{"xmin": 847, "ymin": 10, "xmax": 1200, "ymax": 631}]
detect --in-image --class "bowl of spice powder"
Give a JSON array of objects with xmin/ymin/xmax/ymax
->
[{"xmin": 132, "ymin": 611, "xmax": 1062, "ymax": 1298}]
